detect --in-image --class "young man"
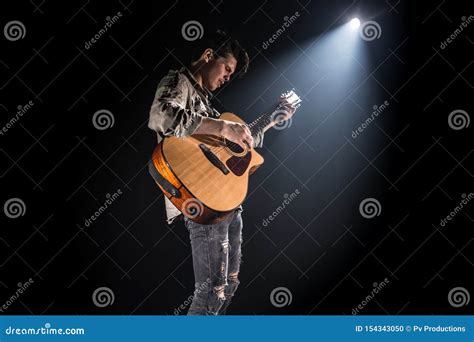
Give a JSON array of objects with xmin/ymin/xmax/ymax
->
[{"xmin": 148, "ymin": 31, "xmax": 297, "ymax": 315}]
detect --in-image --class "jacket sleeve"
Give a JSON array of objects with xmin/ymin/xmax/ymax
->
[{"xmin": 148, "ymin": 71, "xmax": 204, "ymax": 140}]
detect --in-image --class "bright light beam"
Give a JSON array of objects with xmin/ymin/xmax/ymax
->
[{"xmin": 350, "ymin": 18, "xmax": 360, "ymax": 30}]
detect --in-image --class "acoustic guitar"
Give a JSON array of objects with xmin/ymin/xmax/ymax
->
[{"xmin": 149, "ymin": 90, "xmax": 301, "ymax": 224}]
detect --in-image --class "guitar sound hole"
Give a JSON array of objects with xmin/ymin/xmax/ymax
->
[{"xmin": 225, "ymin": 139, "xmax": 244, "ymax": 154}]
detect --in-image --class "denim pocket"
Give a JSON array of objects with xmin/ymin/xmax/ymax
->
[{"xmin": 189, "ymin": 225, "xmax": 207, "ymax": 240}]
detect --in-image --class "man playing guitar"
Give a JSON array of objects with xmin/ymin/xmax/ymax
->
[{"xmin": 148, "ymin": 30, "xmax": 298, "ymax": 315}]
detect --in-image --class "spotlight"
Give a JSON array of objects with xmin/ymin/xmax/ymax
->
[{"xmin": 350, "ymin": 18, "xmax": 360, "ymax": 29}]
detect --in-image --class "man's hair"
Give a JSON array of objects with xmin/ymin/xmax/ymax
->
[{"xmin": 191, "ymin": 30, "xmax": 249, "ymax": 78}]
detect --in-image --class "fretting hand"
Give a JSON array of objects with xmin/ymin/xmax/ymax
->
[{"xmin": 273, "ymin": 92, "xmax": 301, "ymax": 124}]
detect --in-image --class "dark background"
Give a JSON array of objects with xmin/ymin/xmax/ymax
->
[{"xmin": 0, "ymin": 0, "xmax": 472, "ymax": 315}]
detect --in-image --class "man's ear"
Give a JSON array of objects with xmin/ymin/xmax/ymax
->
[{"xmin": 201, "ymin": 48, "xmax": 214, "ymax": 63}]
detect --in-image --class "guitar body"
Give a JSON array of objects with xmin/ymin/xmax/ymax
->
[{"xmin": 149, "ymin": 112, "xmax": 264, "ymax": 224}]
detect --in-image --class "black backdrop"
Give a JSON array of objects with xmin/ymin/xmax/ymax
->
[{"xmin": 0, "ymin": 0, "xmax": 472, "ymax": 315}]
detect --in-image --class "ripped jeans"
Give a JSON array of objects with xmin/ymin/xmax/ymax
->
[{"xmin": 184, "ymin": 207, "xmax": 243, "ymax": 315}]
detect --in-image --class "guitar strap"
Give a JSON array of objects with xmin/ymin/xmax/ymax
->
[{"xmin": 148, "ymin": 159, "xmax": 182, "ymax": 198}]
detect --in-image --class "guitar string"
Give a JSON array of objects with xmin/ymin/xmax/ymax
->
[
  {"xmin": 205, "ymin": 92, "xmax": 302, "ymax": 155},
  {"xmin": 207, "ymin": 96, "xmax": 302, "ymax": 157}
]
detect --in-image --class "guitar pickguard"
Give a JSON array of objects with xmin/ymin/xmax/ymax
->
[{"xmin": 226, "ymin": 152, "xmax": 252, "ymax": 176}]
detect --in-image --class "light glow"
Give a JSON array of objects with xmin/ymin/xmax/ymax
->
[{"xmin": 350, "ymin": 18, "xmax": 360, "ymax": 30}]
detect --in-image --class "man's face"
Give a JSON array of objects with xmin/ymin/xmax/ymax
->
[{"xmin": 201, "ymin": 53, "xmax": 237, "ymax": 91}]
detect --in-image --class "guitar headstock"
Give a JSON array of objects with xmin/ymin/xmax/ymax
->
[{"xmin": 279, "ymin": 89, "xmax": 302, "ymax": 110}]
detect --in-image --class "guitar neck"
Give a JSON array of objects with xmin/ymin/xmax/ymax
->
[
  {"xmin": 248, "ymin": 111, "xmax": 275, "ymax": 139},
  {"xmin": 247, "ymin": 89, "xmax": 302, "ymax": 139}
]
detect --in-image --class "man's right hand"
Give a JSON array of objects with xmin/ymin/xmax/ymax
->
[
  {"xmin": 220, "ymin": 120, "xmax": 254, "ymax": 150},
  {"xmin": 193, "ymin": 117, "xmax": 254, "ymax": 149}
]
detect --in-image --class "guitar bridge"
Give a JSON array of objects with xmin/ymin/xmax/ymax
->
[{"xmin": 199, "ymin": 144, "xmax": 230, "ymax": 175}]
